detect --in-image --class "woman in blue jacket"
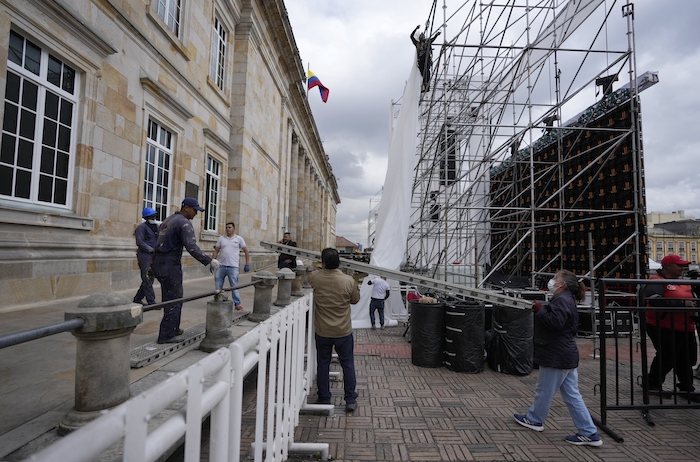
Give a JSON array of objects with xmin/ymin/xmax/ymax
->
[{"xmin": 513, "ymin": 269, "xmax": 603, "ymax": 447}]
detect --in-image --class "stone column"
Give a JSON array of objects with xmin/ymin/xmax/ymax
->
[
  {"xmin": 313, "ymin": 175, "xmax": 320, "ymax": 249},
  {"xmin": 292, "ymin": 266, "xmax": 306, "ymax": 296},
  {"xmin": 248, "ymin": 271, "xmax": 278, "ymax": 322},
  {"xmin": 303, "ymin": 159, "xmax": 311, "ymax": 249},
  {"xmin": 59, "ymin": 293, "xmax": 143, "ymax": 434},
  {"xmin": 295, "ymin": 149, "xmax": 306, "ymax": 242},
  {"xmin": 289, "ymin": 134, "xmax": 299, "ymax": 235},
  {"xmin": 199, "ymin": 293, "xmax": 235, "ymax": 352},
  {"xmin": 274, "ymin": 268, "xmax": 296, "ymax": 307}
]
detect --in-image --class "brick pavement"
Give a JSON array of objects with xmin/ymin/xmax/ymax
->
[{"xmin": 285, "ymin": 326, "xmax": 700, "ymax": 462}]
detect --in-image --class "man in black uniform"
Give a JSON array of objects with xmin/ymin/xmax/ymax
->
[
  {"xmin": 133, "ymin": 207, "xmax": 159, "ymax": 305},
  {"xmin": 153, "ymin": 197, "xmax": 220, "ymax": 343}
]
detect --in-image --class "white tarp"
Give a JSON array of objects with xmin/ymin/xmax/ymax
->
[{"xmin": 351, "ymin": 55, "xmax": 422, "ymax": 328}]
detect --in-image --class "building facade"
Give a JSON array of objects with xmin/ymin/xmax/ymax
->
[
  {"xmin": 647, "ymin": 219, "xmax": 700, "ymax": 265},
  {"xmin": 0, "ymin": 0, "xmax": 339, "ymax": 307}
]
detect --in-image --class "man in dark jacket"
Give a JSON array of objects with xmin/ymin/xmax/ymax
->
[
  {"xmin": 133, "ymin": 207, "xmax": 159, "ymax": 305},
  {"xmin": 153, "ymin": 198, "xmax": 220, "ymax": 343},
  {"xmin": 277, "ymin": 232, "xmax": 297, "ymax": 269}
]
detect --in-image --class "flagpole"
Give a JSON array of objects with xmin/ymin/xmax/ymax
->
[{"xmin": 306, "ymin": 62, "xmax": 310, "ymax": 98}]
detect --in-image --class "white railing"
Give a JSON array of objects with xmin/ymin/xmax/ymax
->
[{"xmin": 25, "ymin": 293, "xmax": 329, "ymax": 462}]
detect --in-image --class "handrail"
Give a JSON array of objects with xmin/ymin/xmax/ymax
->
[
  {"xmin": 0, "ymin": 280, "xmax": 261, "ymax": 349},
  {"xmin": 142, "ymin": 280, "xmax": 261, "ymax": 312},
  {"xmin": 0, "ymin": 318, "xmax": 85, "ymax": 349}
]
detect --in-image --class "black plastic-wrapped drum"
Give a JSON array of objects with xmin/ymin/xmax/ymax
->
[
  {"xmin": 486, "ymin": 306, "xmax": 533, "ymax": 375},
  {"xmin": 444, "ymin": 301, "xmax": 485, "ymax": 373},
  {"xmin": 410, "ymin": 301, "xmax": 446, "ymax": 367}
]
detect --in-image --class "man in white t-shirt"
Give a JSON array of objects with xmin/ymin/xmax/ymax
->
[
  {"xmin": 367, "ymin": 276, "xmax": 390, "ymax": 329},
  {"xmin": 212, "ymin": 222, "xmax": 250, "ymax": 310}
]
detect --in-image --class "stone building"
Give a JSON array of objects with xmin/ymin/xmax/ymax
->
[
  {"xmin": 647, "ymin": 221, "xmax": 700, "ymax": 265},
  {"xmin": 0, "ymin": 0, "xmax": 339, "ymax": 306}
]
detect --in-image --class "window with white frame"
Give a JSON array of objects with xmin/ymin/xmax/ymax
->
[
  {"xmin": 656, "ymin": 252, "xmax": 663, "ymax": 261},
  {"xmin": 679, "ymin": 242, "xmax": 686, "ymax": 252},
  {"xmin": 668, "ymin": 242, "xmax": 674, "ymax": 252},
  {"xmin": 204, "ymin": 156, "xmax": 220, "ymax": 231},
  {"xmin": 156, "ymin": 0, "xmax": 181, "ymax": 37},
  {"xmin": 692, "ymin": 242, "xmax": 697, "ymax": 252},
  {"xmin": 143, "ymin": 120, "xmax": 172, "ymax": 220},
  {"xmin": 210, "ymin": 16, "xmax": 227, "ymax": 90},
  {"xmin": 1, "ymin": 30, "xmax": 77, "ymax": 207},
  {"xmin": 656, "ymin": 241, "xmax": 663, "ymax": 251}
]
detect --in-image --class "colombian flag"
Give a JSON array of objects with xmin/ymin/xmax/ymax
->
[{"xmin": 307, "ymin": 70, "xmax": 329, "ymax": 103}]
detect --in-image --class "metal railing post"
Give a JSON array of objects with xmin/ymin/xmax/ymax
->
[{"xmin": 59, "ymin": 292, "xmax": 142, "ymax": 434}]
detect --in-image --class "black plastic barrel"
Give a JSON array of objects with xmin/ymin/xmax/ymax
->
[
  {"xmin": 410, "ymin": 301, "xmax": 446, "ymax": 367},
  {"xmin": 444, "ymin": 301, "xmax": 485, "ymax": 373},
  {"xmin": 486, "ymin": 306, "xmax": 533, "ymax": 375}
]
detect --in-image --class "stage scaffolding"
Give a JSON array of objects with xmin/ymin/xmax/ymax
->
[{"xmin": 405, "ymin": 0, "xmax": 653, "ymax": 289}]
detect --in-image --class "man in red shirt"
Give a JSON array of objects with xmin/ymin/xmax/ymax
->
[{"xmin": 643, "ymin": 254, "xmax": 697, "ymax": 392}]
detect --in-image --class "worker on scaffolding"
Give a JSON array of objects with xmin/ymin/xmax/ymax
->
[{"xmin": 411, "ymin": 25, "xmax": 440, "ymax": 93}]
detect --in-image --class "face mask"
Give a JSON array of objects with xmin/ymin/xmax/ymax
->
[
  {"xmin": 148, "ymin": 219, "xmax": 158, "ymax": 225},
  {"xmin": 547, "ymin": 279, "xmax": 557, "ymax": 292}
]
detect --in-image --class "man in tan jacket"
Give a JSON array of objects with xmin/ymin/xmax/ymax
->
[{"xmin": 308, "ymin": 248, "xmax": 361, "ymax": 412}]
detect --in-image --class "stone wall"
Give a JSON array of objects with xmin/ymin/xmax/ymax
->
[{"xmin": 0, "ymin": 0, "xmax": 338, "ymax": 307}]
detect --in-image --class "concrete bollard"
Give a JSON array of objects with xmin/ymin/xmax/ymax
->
[
  {"xmin": 199, "ymin": 293, "xmax": 235, "ymax": 352},
  {"xmin": 274, "ymin": 268, "xmax": 296, "ymax": 307},
  {"xmin": 303, "ymin": 265, "xmax": 313, "ymax": 288},
  {"xmin": 292, "ymin": 265, "xmax": 306, "ymax": 296},
  {"xmin": 59, "ymin": 292, "xmax": 143, "ymax": 434},
  {"xmin": 248, "ymin": 271, "xmax": 277, "ymax": 322}
]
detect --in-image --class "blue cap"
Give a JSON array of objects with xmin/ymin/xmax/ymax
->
[
  {"xmin": 182, "ymin": 197, "xmax": 205, "ymax": 211},
  {"xmin": 142, "ymin": 207, "xmax": 157, "ymax": 218}
]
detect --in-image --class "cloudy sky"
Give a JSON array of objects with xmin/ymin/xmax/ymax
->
[{"xmin": 285, "ymin": 0, "xmax": 700, "ymax": 247}]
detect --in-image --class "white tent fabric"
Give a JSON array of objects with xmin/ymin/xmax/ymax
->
[{"xmin": 351, "ymin": 56, "xmax": 422, "ymax": 328}]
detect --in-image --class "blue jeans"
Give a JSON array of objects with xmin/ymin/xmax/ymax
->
[
  {"xmin": 369, "ymin": 298, "xmax": 385, "ymax": 326},
  {"xmin": 315, "ymin": 333, "xmax": 358, "ymax": 404},
  {"xmin": 215, "ymin": 266, "xmax": 241, "ymax": 306},
  {"xmin": 526, "ymin": 366, "xmax": 598, "ymax": 435}
]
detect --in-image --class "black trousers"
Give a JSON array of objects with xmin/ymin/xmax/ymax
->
[{"xmin": 647, "ymin": 323, "xmax": 697, "ymax": 391}]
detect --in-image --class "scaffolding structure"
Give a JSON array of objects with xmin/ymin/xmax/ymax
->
[{"xmin": 405, "ymin": 0, "xmax": 652, "ymax": 289}]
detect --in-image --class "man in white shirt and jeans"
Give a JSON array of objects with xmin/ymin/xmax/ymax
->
[
  {"xmin": 367, "ymin": 276, "xmax": 390, "ymax": 329},
  {"xmin": 212, "ymin": 222, "xmax": 250, "ymax": 310}
]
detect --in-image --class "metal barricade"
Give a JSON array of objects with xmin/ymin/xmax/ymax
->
[{"xmin": 595, "ymin": 277, "xmax": 700, "ymax": 442}]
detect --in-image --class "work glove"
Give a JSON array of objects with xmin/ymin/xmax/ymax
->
[
  {"xmin": 532, "ymin": 301, "xmax": 543, "ymax": 313},
  {"xmin": 244, "ymin": 264, "xmax": 250, "ymax": 273},
  {"xmin": 209, "ymin": 258, "xmax": 221, "ymax": 273}
]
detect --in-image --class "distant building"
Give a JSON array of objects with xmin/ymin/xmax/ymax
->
[
  {"xmin": 647, "ymin": 210, "xmax": 692, "ymax": 226},
  {"xmin": 335, "ymin": 236, "xmax": 359, "ymax": 254},
  {"xmin": 647, "ymin": 213, "xmax": 700, "ymax": 265}
]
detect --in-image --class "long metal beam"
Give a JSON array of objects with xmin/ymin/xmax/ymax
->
[{"xmin": 260, "ymin": 241, "xmax": 532, "ymax": 310}]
